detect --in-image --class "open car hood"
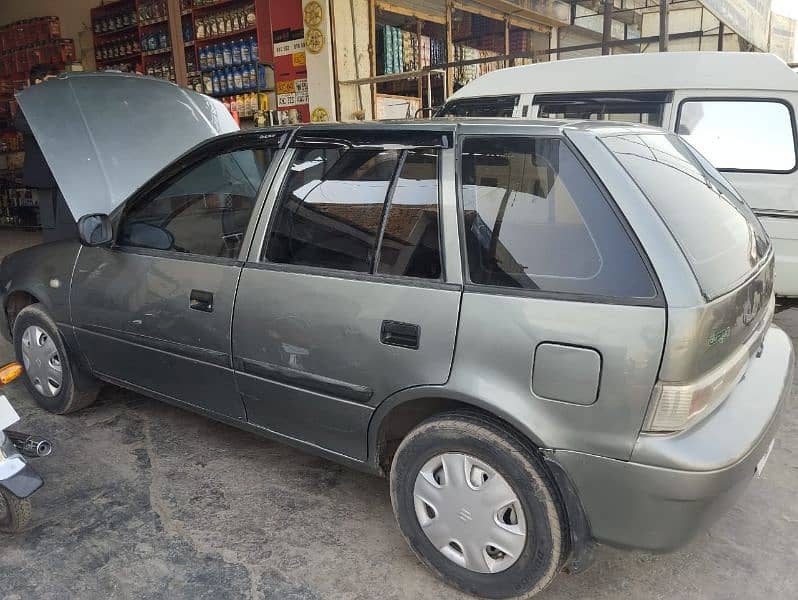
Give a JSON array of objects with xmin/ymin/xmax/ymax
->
[{"xmin": 16, "ymin": 72, "xmax": 238, "ymax": 219}]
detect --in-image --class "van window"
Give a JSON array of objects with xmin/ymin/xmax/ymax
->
[
  {"xmin": 535, "ymin": 91, "xmax": 669, "ymax": 126},
  {"xmin": 438, "ymin": 95, "xmax": 519, "ymax": 117},
  {"xmin": 461, "ymin": 136, "xmax": 656, "ymax": 299},
  {"xmin": 603, "ymin": 132, "xmax": 770, "ymax": 300},
  {"xmin": 677, "ymin": 99, "xmax": 797, "ymax": 172}
]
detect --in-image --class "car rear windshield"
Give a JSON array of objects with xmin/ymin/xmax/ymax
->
[{"xmin": 602, "ymin": 133, "xmax": 770, "ymax": 300}]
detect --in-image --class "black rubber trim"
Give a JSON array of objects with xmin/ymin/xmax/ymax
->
[
  {"xmin": 754, "ymin": 209, "xmax": 798, "ymax": 220},
  {"xmin": 234, "ymin": 356, "xmax": 374, "ymax": 403},
  {"xmin": 76, "ymin": 324, "xmax": 231, "ymax": 368}
]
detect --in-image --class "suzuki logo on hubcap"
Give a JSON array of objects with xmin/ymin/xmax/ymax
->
[{"xmin": 457, "ymin": 508, "xmax": 473, "ymax": 522}]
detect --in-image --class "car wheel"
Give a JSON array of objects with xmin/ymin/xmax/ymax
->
[
  {"xmin": 0, "ymin": 487, "xmax": 31, "ymax": 533},
  {"xmin": 12, "ymin": 304, "xmax": 97, "ymax": 415},
  {"xmin": 390, "ymin": 411, "xmax": 567, "ymax": 599}
]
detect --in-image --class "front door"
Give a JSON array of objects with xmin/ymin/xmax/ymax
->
[
  {"xmin": 71, "ymin": 136, "xmax": 282, "ymax": 419},
  {"xmin": 232, "ymin": 130, "xmax": 462, "ymax": 460}
]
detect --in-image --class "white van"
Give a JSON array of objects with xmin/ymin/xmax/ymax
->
[{"xmin": 439, "ymin": 52, "xmax": 798, "ymax": 297}]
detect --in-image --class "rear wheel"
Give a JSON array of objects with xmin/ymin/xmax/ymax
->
[
  {"xmin": 0, "ymin": 488, "xmax": 31, "ymax": 533},
  {"xmin": 390, "ymin": 412, "xmax": 567, "ymax": 599},
  {"xmin": 12, "ymin": 304, "xmax": 97, "ymax": 414}
]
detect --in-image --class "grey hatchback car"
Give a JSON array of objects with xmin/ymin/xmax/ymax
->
[{"xmin": 1, "ymin": 74, "xmax": 793, "ymax": 599}]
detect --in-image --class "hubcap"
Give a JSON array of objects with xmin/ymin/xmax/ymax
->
[
  {"xmin": 413, "ymin": 453, "xmax": 526, "ymax": 574},
  {"xmin": 20, "ymin": 325, "xmax": 62, "ymax": 397}
]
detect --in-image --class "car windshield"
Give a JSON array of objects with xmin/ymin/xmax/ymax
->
[{"xmin": 602, "ymin": 132, "xmax": 770, "ymax": 300}]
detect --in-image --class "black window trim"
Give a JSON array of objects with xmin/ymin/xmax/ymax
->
[
  {"xmin": 455, "ymin": 133, "xmax": 665, "ymax": 308},
  {"xmin": 532, "ymin": 90, "xmax": 673, "ymax": 126},
  {"xmin": 675, "ymin": 96, "xmax": 798, "ymax": 175},
  {"xmin": 437, "ymin": 94, "xmax": 521, "ymax": 118},
  {"xmin": 112, "ymin": 131, "xmax": 287, "ymax": 262},
  {"xmin": 257, "ymin": 143, "xmax": 448, "ymax": 284}
]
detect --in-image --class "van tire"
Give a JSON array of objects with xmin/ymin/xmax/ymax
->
[
  {"xmin": 390, "ymin": 411, "xmax": 567, "ymax": 599},
  {"xmin": 12, "ymin": 304, "xmax": 98, "ymax": 415}
]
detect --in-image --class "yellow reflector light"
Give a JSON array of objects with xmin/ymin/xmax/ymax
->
[{"xmin": 0, "ymin": 362, "xmax": 23, "ymax": 385}]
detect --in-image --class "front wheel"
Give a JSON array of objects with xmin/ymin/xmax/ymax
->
[
  {"xmin": 12, "ymin": 304, "xmax": 98, "ymax": 414},
  {"xmin": 0, "ymin": 487, "xmax": 31, "ymax": 533},
  {"xmin": 390, "ymin": 412, "xmax": 568, "ymax": 599}
]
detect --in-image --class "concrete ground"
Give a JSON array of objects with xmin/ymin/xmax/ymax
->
[{"xmin": 0, "ymin": 231, "xmax": 796, "ymax": 599}]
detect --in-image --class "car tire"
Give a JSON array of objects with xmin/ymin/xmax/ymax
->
[
  {"xmin": 390, "ymin": 411, "xmax": 567, "ymax": 599},
  {"xmin": 12, "ymin": 304, "xmax": 98, "ymax": 415},
  {"xmin": 0, "ymin": 487, "xmax": 31, "ymax": 532}
]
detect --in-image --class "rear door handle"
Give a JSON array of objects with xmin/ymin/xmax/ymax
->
[
  {"xmin": 380, "ymin": 320, "xmax": 420, "ymax": 349},
  {"xmin": 189, "ymin": 289, "xmax": 214, "ymax": 313}
]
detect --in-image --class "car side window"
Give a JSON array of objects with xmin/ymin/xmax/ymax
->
[
  {"xmin": 461, "ymin": 136, "xmax": 656, "ymax": 299},
  {"xmin": 119, "ymin": 147, "xmax": 274, "ymax": 258},
  {"xmin": 264, "ymin": 146, "xmax": 443, "ymax": 279}
]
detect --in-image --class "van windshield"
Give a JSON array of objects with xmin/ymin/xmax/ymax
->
[{"xmin": 602, "ymin": 132, "xmax": 770, "ymax": 300}]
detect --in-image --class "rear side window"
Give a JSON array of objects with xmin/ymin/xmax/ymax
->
[
  {"xmin": 677, "ymin": 99, "xmax": 797, "ymax": 172},
  {"xmin": 438, "ymin": 95, "xmax": 519, "ymax": 117},
  {"xmin": 603, "ymin": 133, "xmax": 770, "ymax": 300},
  {"xmin": 535, "ymin": 91, "xmax": 668, "ymax": 127},
  {"xmin": 461, "ymin": 136, "xmax": 656, "ymax": 299},
  {"xmin": 265, "ymin": 147, "xmax": 442, "ymax": 279}
]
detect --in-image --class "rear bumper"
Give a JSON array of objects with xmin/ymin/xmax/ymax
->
[{"xmin": 550, "ymin": 325, "xmax": 794, "ymax": 552}]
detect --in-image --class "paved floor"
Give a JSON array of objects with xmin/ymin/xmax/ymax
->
[{"xmin": 0, "ymin": 232, "xmax": 796, "ymax": 599}]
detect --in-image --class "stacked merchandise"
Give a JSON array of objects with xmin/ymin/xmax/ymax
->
[
  {"xmin": 379, "ymin": 25, "xmax": 403, "ymax": 75},
  {"xmin": 0, "ymin": 17, "xmax": 75, "ymax": 79},
  {"xmin": 195, "ymin": 3, "xmax": 256, "ymax": 40},
  {"xmin": 453, "ymin": 44, "xmax": 502, "ymax": 86},
  {"xmin": 197, "ymin": 37, "xmax": 262, "ymax": 97},
  {"xmin": 378, "ymin": 25, "xmax": 445, "ymax": 75},
  {"xmin": 0, "ymin": 187, "xmax": 39, "ymax": 228},
  {"xmin": 94, "ymin": 33, "xmax": 140, "ymax": 65}
]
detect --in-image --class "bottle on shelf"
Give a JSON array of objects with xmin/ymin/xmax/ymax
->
[
  {"xmin": 232, "ymin": 39, "xmax": 242, "ymax": 66},
  {"xmin": 249, "ymin": 36, "xmax": 258, "ymax": 62},
  {"xmin": 222, "ymin": 41, "xmax": 232, "ymax": 67},
  {"xmin": 241, "ymin": 37, "xmax": 251, "ymax": 63}
]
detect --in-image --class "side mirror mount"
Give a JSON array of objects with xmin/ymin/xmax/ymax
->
[
  {"xmin": 118, "ymin": 222, "xmax": 175, "ymax": 251},
  {"xmin": 77, "ymin": 214, "xmax": 113, "ymax": 247}
]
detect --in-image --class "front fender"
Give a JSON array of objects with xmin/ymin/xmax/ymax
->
[{"xmin": 1, "ymin": 240, "xmax": 81, "ymax": 327}]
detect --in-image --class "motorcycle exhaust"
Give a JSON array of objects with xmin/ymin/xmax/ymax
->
[{"xmin": 5, "ymin": 431, "xmax": 53, "ymax": 458}]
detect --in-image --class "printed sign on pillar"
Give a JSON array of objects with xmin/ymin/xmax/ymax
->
[{"xmin": 302, "ymin": 0, "xmax": 335, "ymax": 121}]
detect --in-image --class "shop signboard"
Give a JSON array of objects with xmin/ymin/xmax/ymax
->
[{"xmin": 699, "ymin": 0, "xmax": 772, "ymax": 50}]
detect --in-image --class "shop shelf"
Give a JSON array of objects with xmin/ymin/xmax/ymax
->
[
  {"xmin": 93, "ymin": 24, "xmax": 138, "ymax": 39},
  {"xmin": 195, "ymin": 24, "xmax": 256, "ymax": 45}
]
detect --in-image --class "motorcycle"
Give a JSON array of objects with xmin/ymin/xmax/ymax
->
[{"xmin": 0, "ymin": 362, "xmax": 51, "ymax": 532}]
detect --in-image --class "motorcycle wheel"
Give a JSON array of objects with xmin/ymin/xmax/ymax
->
[{"xmin": 0, "ymin": 488, "xmax": 31, "ymax": 532}]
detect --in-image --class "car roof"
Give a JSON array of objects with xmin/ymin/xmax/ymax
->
[
  {"xmin": 447, "ymin": 52, "xmax": 798, "ymax": 100},
  {"xmin": 249, "ymin": 118, "xmax": 664, "ymax": 142}
]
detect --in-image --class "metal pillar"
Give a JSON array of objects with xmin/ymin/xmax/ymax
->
[
  {"xmin": 659, "ymin": 0, "xmax": 669, "ymax": 52},
  {"xmin": 718, "ymin": 21, "xmax": 725, "ymax": 51},
  {"xmin": 602, "ymin": 0, "xmax": 612, "ymax": 56}
]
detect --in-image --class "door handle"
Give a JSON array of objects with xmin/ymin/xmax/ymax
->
[
  {"xmin": 380, "ymin": 320, "xmax": 420, "ymax": 350},
  {"xmin": 189, "ymin": 289, "xmax": 214, "ymax": 313}
]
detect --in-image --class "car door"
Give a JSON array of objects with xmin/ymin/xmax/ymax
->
[
  {"xmin": 70, "ymin": 133, "xmax": 285, "ymax": 419},
  {"xmin": 232, "ymin": 126, "xmax": 462, "ymax": 460}
]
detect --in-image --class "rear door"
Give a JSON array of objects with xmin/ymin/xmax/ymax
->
[
  {"xmin": 71, "ymin": 132, "xmax": 286, "ymax": 418},
  {"xmin": 232, "ymin": 127, "xmax": 461, "ymax": 460}
]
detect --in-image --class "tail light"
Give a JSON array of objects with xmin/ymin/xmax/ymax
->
[{"xmin": 643, "ymin": 348, "xmax": 750, "ymax": 433}]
